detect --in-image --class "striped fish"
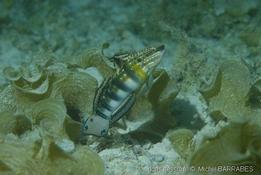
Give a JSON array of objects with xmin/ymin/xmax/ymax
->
[{"xmin": 81, "ymin": 45, "xmax": 165, "ymax": 136}]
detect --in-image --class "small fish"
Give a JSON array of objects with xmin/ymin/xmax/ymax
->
[{"xmin": 81, "ymin": 45, "xmax": 165, "ymax": 136}]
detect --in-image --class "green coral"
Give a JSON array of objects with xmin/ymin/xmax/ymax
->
[
  {"xmin": 201, "ymin": 60, "xmax": 253, "ymax": 123},
  {"xmin": 0, "ymin": 111, "xmax": 31, "ymax": 135},
  {"xmin": 190, "ymin": 59, "xmax": 261, "ymax": 175},
  {"xmin": 190, "ymin": 123, "xmax": 261, "ymax": 175},
  {"xmin": 0, "ymin": 134, "xmax": 104, "ymax": 175},
  {"xmin": 167, "ymin": 128, "xmax": 194, "ymax": 160},
  {"xmin": 0, "ymin": 48, "xmax": 111, "ymax": 175}
]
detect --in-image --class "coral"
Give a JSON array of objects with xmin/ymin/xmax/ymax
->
[
  {"xmin": 166, "ymin": 128, "xmax": 194, "ymax": 160},
  {"xmin": 63, "ymin": 115, "xmax": 81, "ymax": 142},
  {"xmin": 45, "ymin": 62, "xmax": 69, "ymax": 80},
  {"xmin": 0, "ymin": 133, "xmax": 104, "ymax": 175},
  {"xmin": 0, "ymin": 111, "xmax": 31, "ymax": 135},
  {"xmin": 0, "ymin": 53, "xmax": 101, "ymax": 116},
  {"xmin": 190, "ymin": 123, "xmax": 261, "ymax": 174},
  {"xmin": 25, "ymin": 98, "xmax": 66, "ymax": 138},
  {"xmin": 66, "ymin": 48, "xmax": 114, "ymax": 77},
  {"xmin": 1, "ymin": 64, "xmax": 51, "ymax": 113},
  {"xmin": 200, "ymin": 60, "xmax": 253, "ymax": 123},
  {"xmin": 51, "ymin": 70, "xmax": 97, "ymax": 116},
  {"xmin": 0, "ymin": 48, "xmax": 111, "ymax": 174},
  {"xmin": 188, "ymin": 60, "xmax": 261, "ymax": 174},
  {"xmin": 3, "ymin": 64, "xmax": 49, "ymax": 95}
]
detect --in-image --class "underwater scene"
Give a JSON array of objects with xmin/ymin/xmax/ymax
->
[{"xmin": 0, "ymin": 0, "xmax": 260, "ymax": 175}]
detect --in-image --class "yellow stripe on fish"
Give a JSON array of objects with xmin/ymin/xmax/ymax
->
[{"xmin": 129, "ymin": 63, "xmax": 147, "ymax": 81}]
